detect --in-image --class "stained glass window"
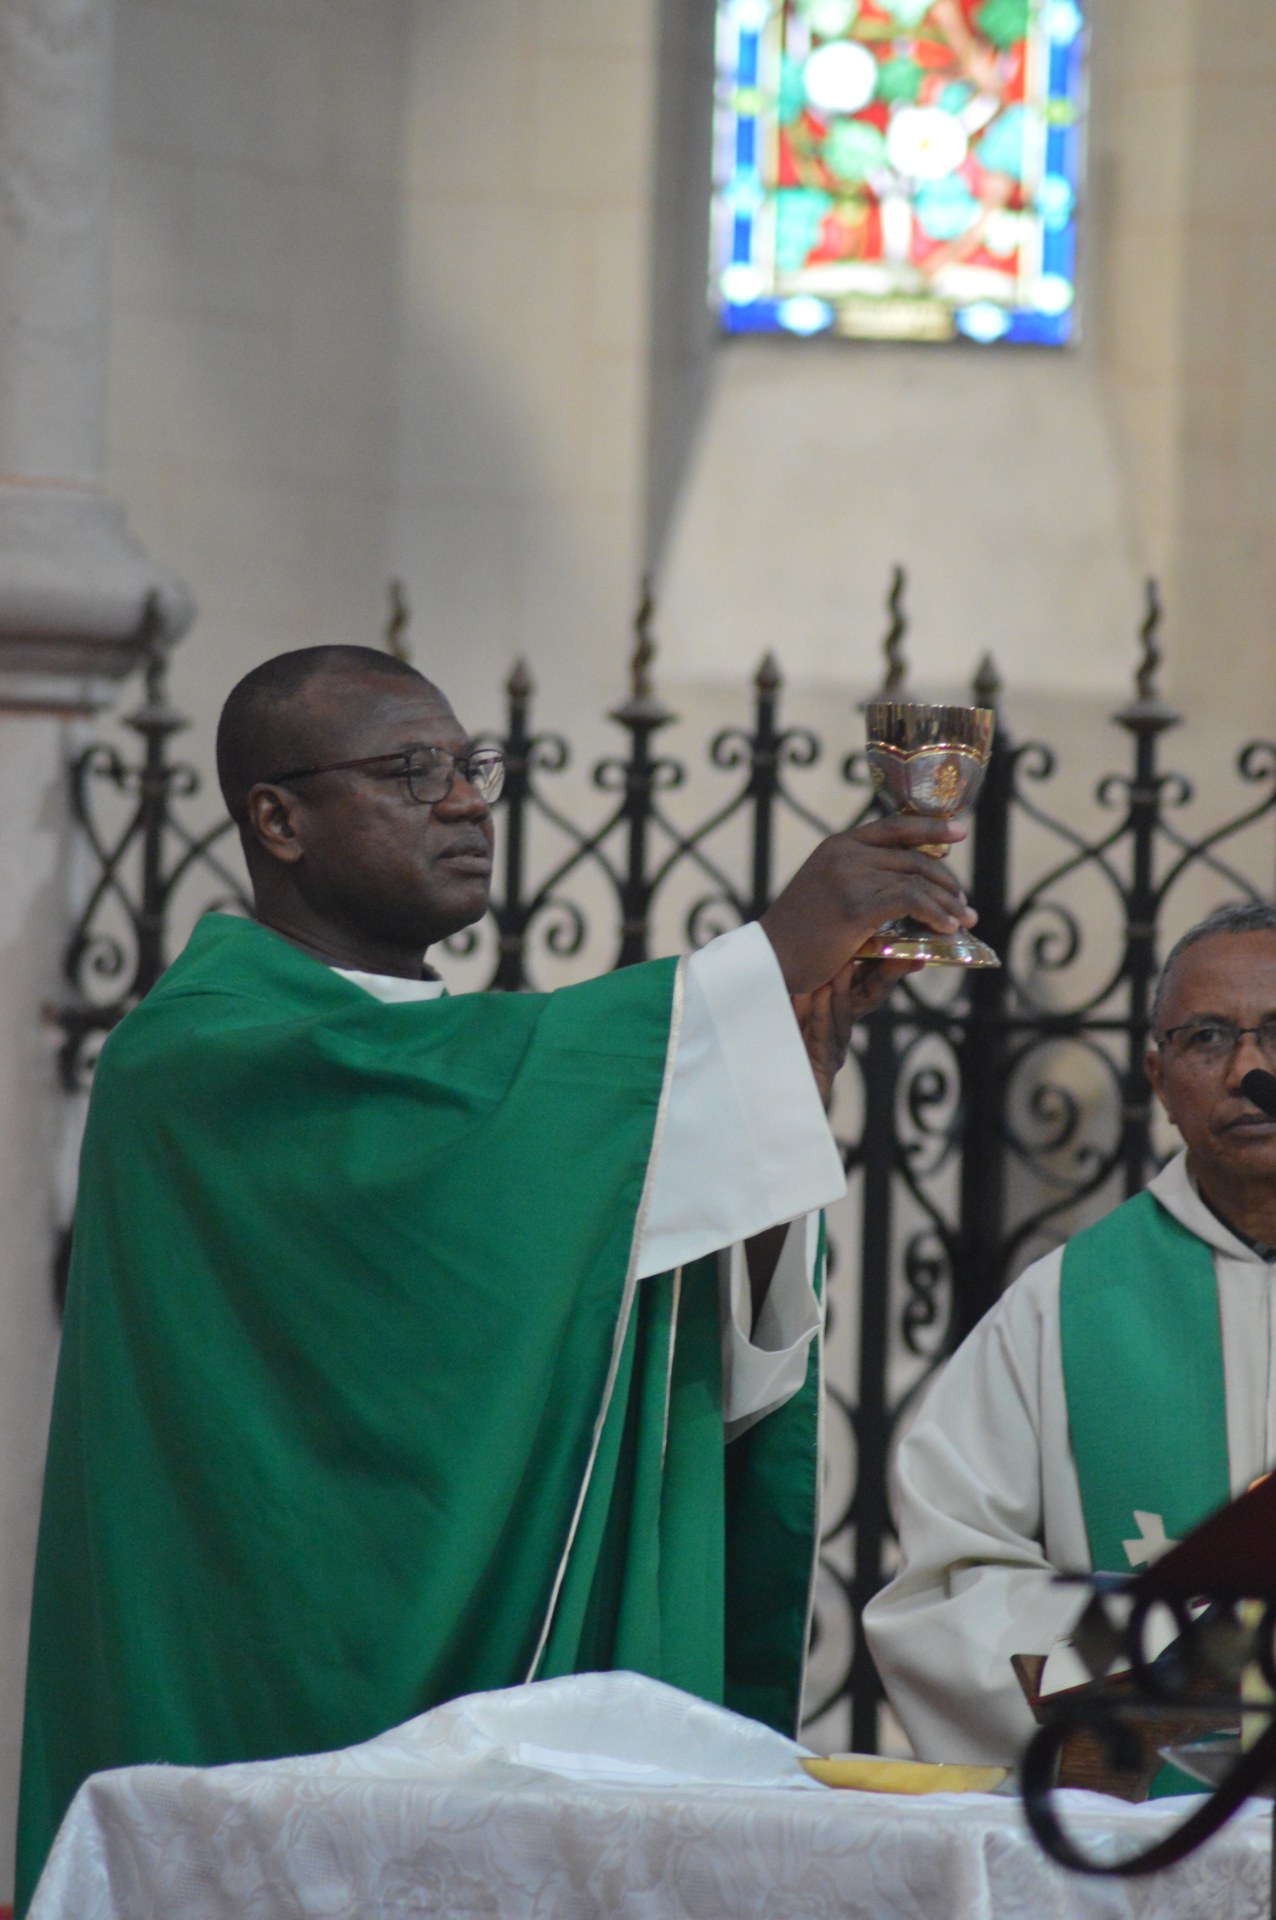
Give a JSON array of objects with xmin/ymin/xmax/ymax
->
[{"xmin": 709, "ymin": 0, "xmax": 1086, "ymax": 344}]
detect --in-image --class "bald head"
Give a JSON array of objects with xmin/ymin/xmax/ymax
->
[{"xmin": 216, "ymin": 647, "xmax": 438, "ymax": 826}]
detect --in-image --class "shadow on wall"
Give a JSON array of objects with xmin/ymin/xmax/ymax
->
[{"xmin": 644, "ymin": 0, "xmax": 719, "ymax": 578}]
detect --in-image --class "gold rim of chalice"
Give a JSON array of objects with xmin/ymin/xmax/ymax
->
[{"xmin": 864, "ymin": 702, "xmax": 995, "ymax": 760}]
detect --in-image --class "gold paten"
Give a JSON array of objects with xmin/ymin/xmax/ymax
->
[{"xmin": 799, "ymin": 1754, "xmax": 1008, "ymax": 1794}]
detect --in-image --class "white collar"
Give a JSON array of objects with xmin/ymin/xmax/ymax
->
[
  {"xmin": 1149, "ymin": 1149, "xmax": 1273, "ymax": 1264},
  {"xmin": 333, "ymin": 966, "xmax": 446, "ymax": 1005}
]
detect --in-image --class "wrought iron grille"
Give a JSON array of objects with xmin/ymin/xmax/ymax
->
[{"xmin": 53, "ymin": 578, "xmax": 1276, "ymax": 1752}]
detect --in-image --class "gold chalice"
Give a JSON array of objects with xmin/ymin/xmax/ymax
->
[{"xmin": 857, "ymin": 701, "xmax": 1000, "ymax": 968}]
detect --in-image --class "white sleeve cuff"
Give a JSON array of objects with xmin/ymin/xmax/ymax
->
[
  {"xmin": 721, "ymin": 1213, "xmax": 823, "ymax": 1437},
  {"xmin": 635, "ymin": 923, "xmax": 846, "ymax": 1279}
]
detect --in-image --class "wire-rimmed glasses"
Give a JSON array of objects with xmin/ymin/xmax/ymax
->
[
  {"xmin": 1156, "ymin": 1020, "xmax": 1276, "ymax": 1065},
  {"xmin": 268, "ymin": 745, "xmax": 506, "ymax": 807}
]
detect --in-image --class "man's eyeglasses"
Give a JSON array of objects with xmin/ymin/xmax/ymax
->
[
  {"xmin": 268, "ymin": 745, "xmax": 506, "ymax": 808},
  {"xmin": 1156, "ymin": 1019, "xmax": 1276, "ymax": 1064}
]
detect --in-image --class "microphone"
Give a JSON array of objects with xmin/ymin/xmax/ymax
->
[{"xmin": 1240, "ymin": 1069, "xmax": 1276, "ymax": 1118}]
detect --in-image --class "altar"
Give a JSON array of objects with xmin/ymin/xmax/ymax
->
[{"xmin": 26, "ymin": 1675, "xmax": 1270, "ymax": 1920}]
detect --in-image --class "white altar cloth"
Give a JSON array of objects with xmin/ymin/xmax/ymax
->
[{"xmin": 27, "ymin": 1673, "xmax": 1272, "ymax": 1920}]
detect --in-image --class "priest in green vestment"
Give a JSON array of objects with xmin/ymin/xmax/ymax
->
[
  {"xmin": 15, "ymin": 645, "xmax": 978, "ymax": 1913},
  {"xmin": 865, "ymin": 901, "xmax": 1276, "ymax": 1769}
]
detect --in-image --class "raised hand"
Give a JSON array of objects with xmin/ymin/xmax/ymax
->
[
  {"xmin": 792, "ymin": 957, "xmax": 922, "ymax": 1106},
  {"xmin": 760, "ymin": 815, "xmax": 978, "ymax": 997}
]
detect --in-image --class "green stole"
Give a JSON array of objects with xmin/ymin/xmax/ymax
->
[
  {"xmin": 16, "ymin": 914, "xmax": 820, "ymax": 1915},
  {"xmin": 1060, "ymin": 1190, "xmax": 1230, "ymax": 1797},
  {"xmin": 1059, "ymin": 1190, "xmax": 1229, "ymax": 1576}
]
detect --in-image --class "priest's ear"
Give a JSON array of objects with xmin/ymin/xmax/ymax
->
[
  {"xmin": 1144, "ymin": 1042, "xmax": 1174, "ymax": 1126},
  {"xmin": 242, "ymin": 782, "xmax": 306, "ymax": 865}
]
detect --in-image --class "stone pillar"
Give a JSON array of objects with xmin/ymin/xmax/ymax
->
[
  {"xmin": 0, "ymin": 716, "xmax": 69, "ymax": 1907},
  {"xmin": 0, "ymin": 4, "xmax": 195, "ymax": 1898},
  {"xmin": 0, "ymin": 0, "xmax": 193, "ymax": 710}
]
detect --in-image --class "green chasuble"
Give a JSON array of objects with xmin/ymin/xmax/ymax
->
[
  {"xmin": 1059, "ymin": 1189, "xmax": 1230, "ymax": 1577},
  {"xmin": 16, "ymin": 914, "xmax": 821, "ymax": 1914}
]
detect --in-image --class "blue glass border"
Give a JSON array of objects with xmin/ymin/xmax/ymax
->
[{"xmin": 709, "ymin": 0, "xmax": 1086, "ymax": 347}]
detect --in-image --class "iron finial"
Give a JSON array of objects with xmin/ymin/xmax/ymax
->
[
  {"xmin": 755, "ymin": 652, "xmax": 782, "ymax": 696},
  {"xmin": 631, "ymin": 576, "xmax": 656, "ymax": 700},
  {"xmin": 972, "ymin": 653, "xmax": 1002, "ymax": 708},
  {"xmin": 610, "ymin": 577, "xmax": 675, "ymax": 730},
  {"xmin": 506, "ymin": 658, "xmax": 534, "ymax": 704},
  {"xmin": 882, "ymin": 564, "xmax": 908, "ymax": 694},
  {"xmin": 385, "ymin": 580, "xmax": 411, "ymax": 662},
  {"xmin": 1135, "ymin": 578, "xmax": 1162, "ymax": 704},
  {"xmin": 124, "ymin": 593, "xmax": 187, "ymax": 741},
  {"xmin": 1115, "ymin": 578, "xmax": 1180, "ymax": 735}
]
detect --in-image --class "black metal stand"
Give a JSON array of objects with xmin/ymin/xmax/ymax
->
[{"xmin": 1022, "ymin": 1582, "xmax": 1276, "ymax": 1906}]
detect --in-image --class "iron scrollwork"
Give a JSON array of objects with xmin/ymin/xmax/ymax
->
[
  {"xmin": 52, "ymin": 571, "xmax": 1276, "ymax": 1755},
  {"xmin": 55, "ymin": 632, "xmax": 249, "ymax": 1093}
]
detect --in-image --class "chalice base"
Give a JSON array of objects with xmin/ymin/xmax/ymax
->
[{"xmin": 857, "ymin": 917, "xmax": 1001, "ymax": 968}]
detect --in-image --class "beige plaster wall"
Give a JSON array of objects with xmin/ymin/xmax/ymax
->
[
  {"xmin": 387, "ymin": 0, "xmax": 661, "ymax": 739},
  {"xmin": 1093, "ymin": 0, "xmax": 1193, "ymax": 590},
  {"xmin": 1092, "ymin": 0, "xmax": 1276, "ymax": 731},
  {"xmin": 100, "ymin": 0, "xmax": 671, "ymax": 762},
  {"xmin": 3, "ymin": 0, "xmax": 1276, "ymax": 1883},
  {"xmin": 657, "ymin": 0, "xmax": 1143, "ymax": 711},
  {"xmin": 105, "ymin": 0, "xmax": 410, "ymax": 744},
  {"xmin": 656, "ymin": 333, "xmax": 1143, "ymax": 701},
  {"xmin": 1171, "ymin": 1, "xmax": 1276, "ymax": 725}
]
